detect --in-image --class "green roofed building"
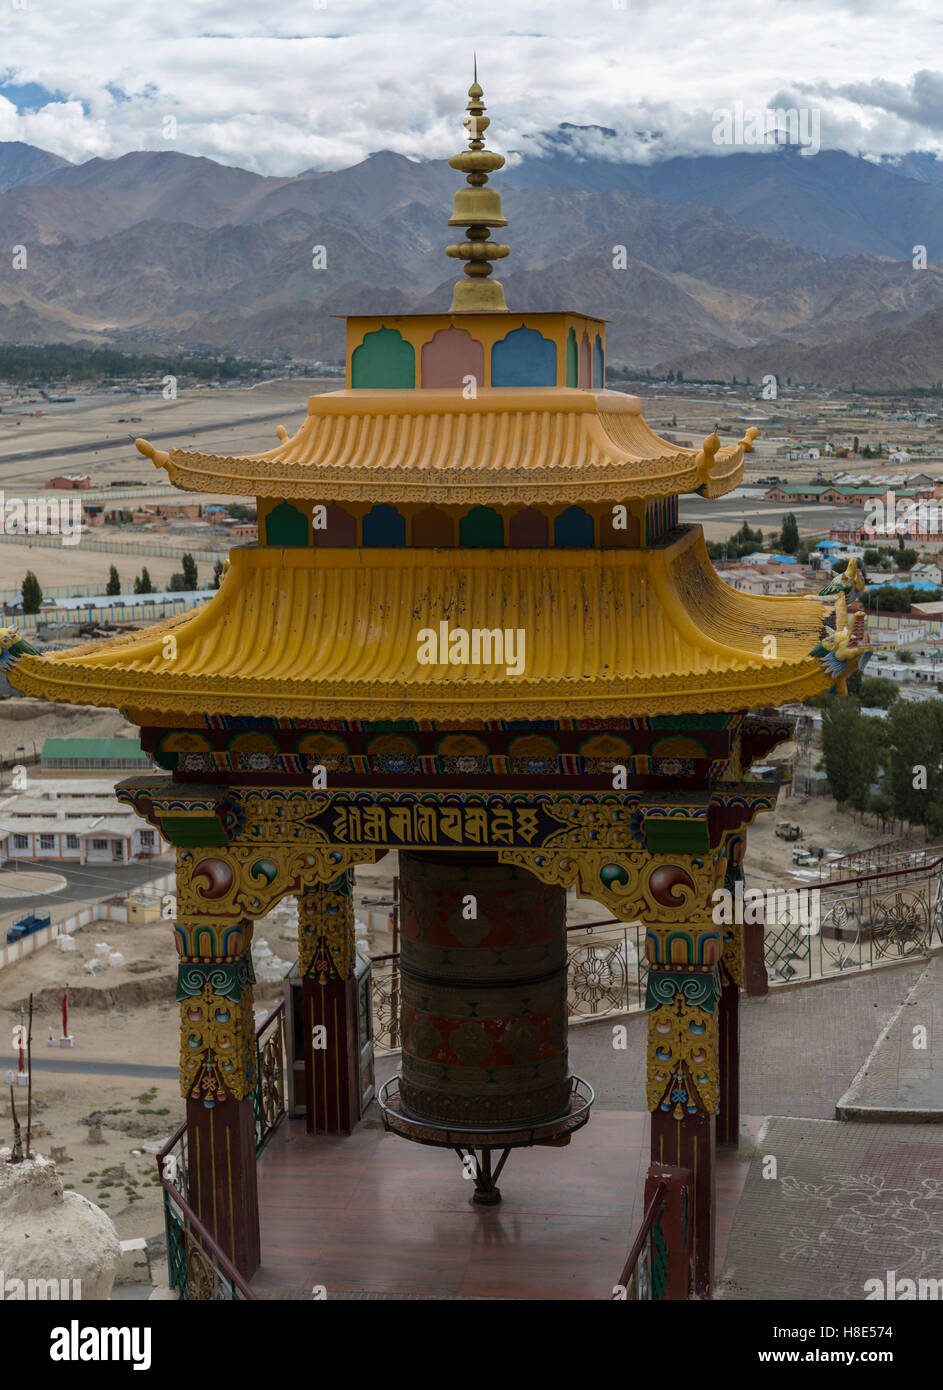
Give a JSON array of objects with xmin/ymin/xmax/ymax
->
[{"xmin": 40, "ymin": 737, "xmax": 150, "ymax": 773}]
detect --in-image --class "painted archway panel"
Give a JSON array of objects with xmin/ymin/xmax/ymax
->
[
  {"xmin": 351, "ymin": 327, "xmax": 415, "ymax": 389},
  {"xmin": 412, "ymin": 508, "xmax": 455, "ymax": 546},
  {"xmin": 579, "ymin": 332, "xmax": 592, "ymax": 388},
  {"xmin": 362, "ymin": 504, "xmax": 406, "ymax": 546},
  {"xmin": 312, "ymin": 504, "xmax": 357, "ymax": 548},
  {"xmin": 421, "ymin": 327, "xmax": 485, "ymax": 389},
  {"xmin": 554, "ymin": 506, "xmax": 594, "ymax": 547},
  {"xmin": 509, "ymin": 507, "xmax": 550, "ymax": 547},
  {"xmin": 491, "ymin": 326, "xmax": 557, "ymax": 387},
  {"xmin": 265, "ymin": 500, "xmax": 309, "ymax": 546},
  {"xmin": 459, "ymin": 506, "xmax": 504, "ymax": 547},
  {"xmin": 565, "ymin": 327, "xmax": 578, "ymax": 388},
  {"xmin": 593, "ymin": 334, "xmax": 605, "ymax": 388}
]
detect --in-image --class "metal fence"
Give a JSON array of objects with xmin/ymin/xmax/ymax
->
[
  {"xmin": 11, "ymin": 595, "xmax": 210, "ymax": 630},
  {"xmin": 0, "ymin": 532, "xmax": 220, "ymax": 561}
]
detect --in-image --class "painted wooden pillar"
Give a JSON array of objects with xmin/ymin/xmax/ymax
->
[
  {"xmin": 645, "ymin": 909, "xmax": 721, "ymax": 1299},
  {"xmin": 297, "ymin": 872, "xmax": 358, "ymax": 1134},
  {"xmin": 175, "ymin": 916, "xmax": 260, "ymax": 1278},
  {"xmin": 717, "ymin": 849, "xmax": 745, "ymax": 1148},
  {"xmin": 716, "ymin": 974, "xmax": 740, "ymax": 1148}
]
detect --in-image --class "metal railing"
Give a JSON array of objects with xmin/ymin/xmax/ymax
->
[
  {"xmin": 767, "ymin": 852, "xmax": 943, "ymax": 981},
  {"xmin": 614, "ymin": 1179, "xmax": 669, "ymax": 1301},
  {"xmin": 371, "ymin": 856, "xmax": 943, "ymax": 1054},
  {"xmin": 157, "ymin": 1002, "xmax": 287, "ymax": 1300},
  {"xmin": 821, "ymin": 839, "xmax": 943, "ymax": 881},
  {"xmin": 158, "ymin": 1133, "xmax": 255, "ymax": 1301},
  {"xmin": 613, "ymin": 1164, "xmax": 692, "ymax": 1301}
]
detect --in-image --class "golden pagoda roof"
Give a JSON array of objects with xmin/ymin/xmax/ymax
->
[
  {"xmin": 6, "ymin": 527, "xmax": 848, "ymax": 722},
  {"xmin": 135, "ymin": 388, "xmax": 757, "ymax": 505}
]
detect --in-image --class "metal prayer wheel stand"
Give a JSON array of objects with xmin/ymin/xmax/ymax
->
[{"xmin": 377, "ymin": 851, "xmax": 593, "ymax": 1204}]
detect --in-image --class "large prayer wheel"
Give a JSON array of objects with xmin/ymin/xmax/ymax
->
[{"xmin": 398, "ymin": 851, "xmax": 571, "ymax": 1127}]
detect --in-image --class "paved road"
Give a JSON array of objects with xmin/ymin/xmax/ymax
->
[
  {"xmin": 1, "ymin": 1056, "xmax": 177, "ymax": 1078},
  {"xmin": 0, "ymin": 856, "xmax": 173, "ymax": 930},
  {"xmin": 0, "ymin": 409, "xmax": 289, "ymax": 467}
]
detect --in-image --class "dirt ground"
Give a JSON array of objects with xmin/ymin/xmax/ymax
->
[
  {"xmin": 0, "ymin": 697, "xmax": 138, "ymax": 762},
  {"xmin": 0, "ymin": 909, "xmax": 183, "ymax": 1245},
  {"xmin": 744, "ymin": 778, "xmax": 917, "ymax": 892}
]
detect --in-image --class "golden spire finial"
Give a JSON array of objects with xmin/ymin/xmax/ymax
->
[{"xmin": 446, "ymin": 66, "xmax": 509, "ymax": 312}]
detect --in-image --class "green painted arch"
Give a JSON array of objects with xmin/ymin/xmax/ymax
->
[
  {"xmin": 351, "ymin": 326, "xmax": 416, "ymax": 389},
  {"xmin": 264, "ymin": 500, "xmax": 309, "ymax": 546},
  {"xmin": 459, "ymin": 506, "xmax": 505, "ymax": 547},
  {"xmin": 566, "ymin": 327, "xmax": 578, "ymax": 387}
]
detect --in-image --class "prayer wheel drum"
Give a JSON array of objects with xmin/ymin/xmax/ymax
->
[{"xmin": 398, "ymin": 851, "xmax": 571, "ymax": 1127}]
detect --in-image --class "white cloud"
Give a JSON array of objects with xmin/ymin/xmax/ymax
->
[{"xmin": 0, "ymin": 0, "xmax": 941, "ymax": 172}]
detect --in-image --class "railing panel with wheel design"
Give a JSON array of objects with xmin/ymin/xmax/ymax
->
[
  {"xmin": 254, "ymin": 1001, "xmax": 287, "ymax": 1152},
  {"xmin": 766, "ymin": 855, "xmax": 943, "ymax": 982}
]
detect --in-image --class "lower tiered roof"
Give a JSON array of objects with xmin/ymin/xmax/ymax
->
[{"xmin": 7, "ymin": 527, "xmax": 845, "ymax": 722}]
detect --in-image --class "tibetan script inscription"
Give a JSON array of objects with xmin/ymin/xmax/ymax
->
[{"xmin": 300, "ymin": 793, "xmax": 646, "ymax": 851}]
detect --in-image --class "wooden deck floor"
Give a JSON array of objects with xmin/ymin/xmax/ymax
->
[{"xmin": 251, "ymin": 1111, "xmax": 758, "ymax": 1299}]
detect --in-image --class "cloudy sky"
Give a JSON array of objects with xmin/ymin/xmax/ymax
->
[{"xmin": 0, "ymin": 0, "xmax": 942, "ymax": 174}]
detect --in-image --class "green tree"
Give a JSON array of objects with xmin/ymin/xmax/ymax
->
[
  {"xmin": 20, "ymin": 570, "xmax": 42, "ymax": 613},
  {"xmin": 859, "ymin": 676, "xmax": 900, "ymax": 709},
  {"xmin": 780, "ymin": 512, "xmax": 800, "ymax": 554},
  {"xmin": 211, "ymin": 560, "xmax": 224, "ymax": 590},
  {"xmin": 182, "ymin": 553, "xmax": 198, "ymax": 590},
  {"xmin": 896, "ymin": 548, "xmax": 918, "ymax": 570},
  {"xmin": 820, "ymin": 699, "xmax": 884, "ymax": 811},
  {"xmin": 853, "ymin": 435, "xmax": 860, "ymax": 454},
  {"xmin": 883, "ymin": 700, "xmax": 943, "ymax": 830},
  {"xmin": 105, "ymin": 565, "xmax": 121, "ymax": 596},
  {"xmin": 133, "ymin": 567, "xmax": 153, "ymax": 595},
  {"xmin": 166, "ymin": 572, "xmax": 187, "ymax": 591},
  {"xmin": 870, "ymin": 585, "xmax": 912, "ymax": 611},
  {"xmin": 863, "ymin": 548, "xmax": 880, "ymax": 565}
]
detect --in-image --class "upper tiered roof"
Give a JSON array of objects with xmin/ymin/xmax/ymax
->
[{"xmin": 135, "ymin": 389, "xmax": 757, "ymax": 505}]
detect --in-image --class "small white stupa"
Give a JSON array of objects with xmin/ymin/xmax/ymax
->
[{"xmin": 0, "ymin": 1152, "xmax": 121, "ymax": 1300}]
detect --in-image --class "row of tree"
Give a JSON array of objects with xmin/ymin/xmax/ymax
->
[
  {"xmin": 817, "ymin": 687, "xmax": 943, "ymax": 837},
  {"xmin": 19, "ymin": 555, "xmax": 226, "ymax": 613}
]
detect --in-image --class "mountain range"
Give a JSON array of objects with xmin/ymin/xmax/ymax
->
[{"xmin": 0, "ymin": 134, "xmax": 942, "ymax": 387}]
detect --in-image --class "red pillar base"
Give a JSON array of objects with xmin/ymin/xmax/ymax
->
[
  {"xmin": 303, "ymin": 974, "xmax": 357, "ymax": 1134},
  {"xmin": 717, "ymin": 976, "xmax": 740, "ymax": 1147},
  {"xmin": 650, "ymin": 1107, "xmax": 715, "ymax": 1298},
  {"xmin": 185, "ymin": 1096, "xmax": 260, "ymax": 1279}
]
